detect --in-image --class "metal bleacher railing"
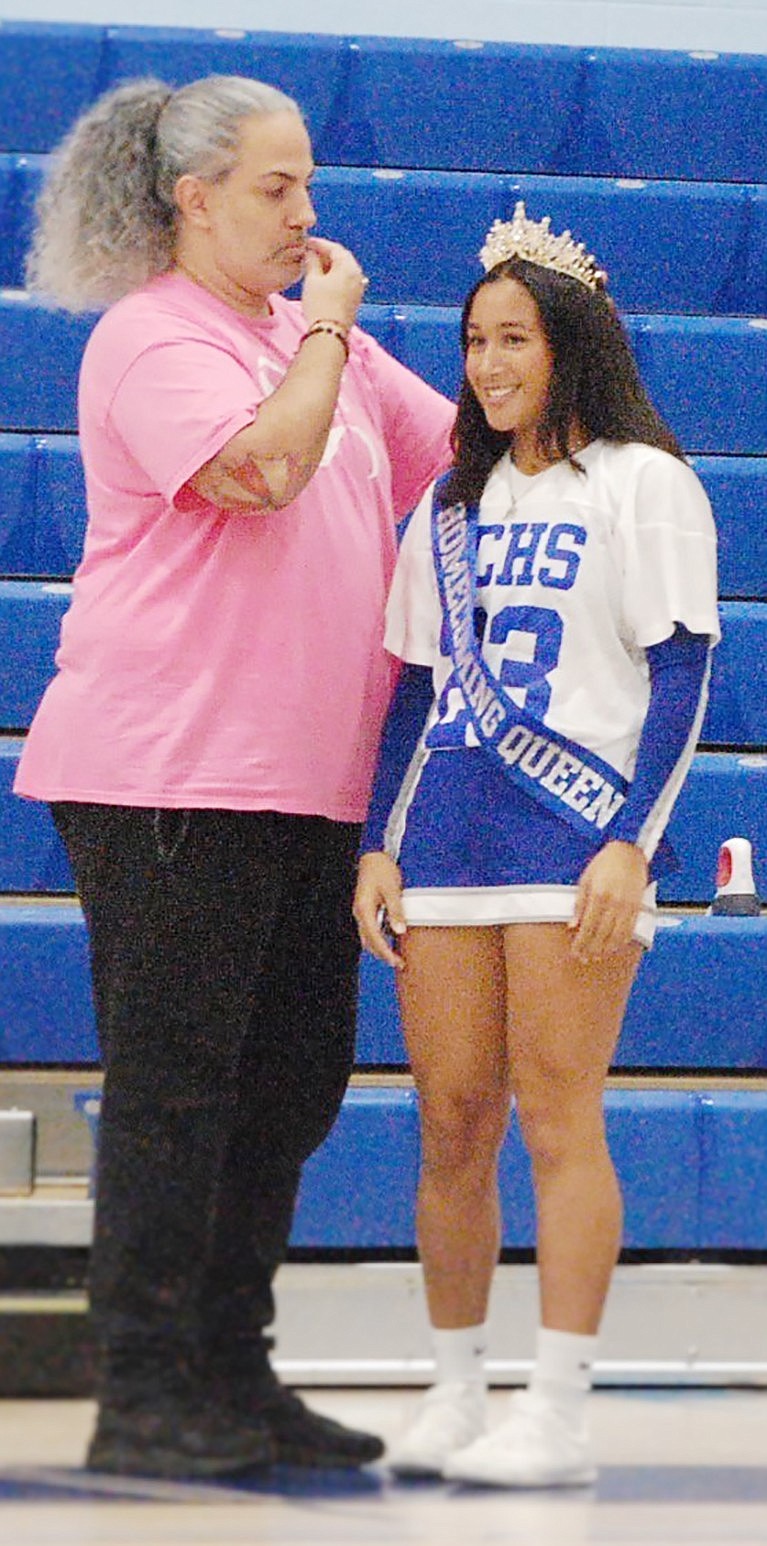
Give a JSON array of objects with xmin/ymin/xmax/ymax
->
[{"xmin": 0, "ymin": 23, "xmax": 766, "ymax": 1279}]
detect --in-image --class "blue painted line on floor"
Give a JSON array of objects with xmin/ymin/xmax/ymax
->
[
  {"xmin": 598, "ymin": 1466, "xmax": 767, "ymax": 1504},
  {"xmin": 0, "ymin": 1470, "xmax": 163, "ymax": 1503},
  {"xmin": 0, "ymin": 1463, "xmax": 388, "ymax": 1504},
  {"xmin": 2, "ymin": 1463, "xmax": 765, "ymax": 1507}
]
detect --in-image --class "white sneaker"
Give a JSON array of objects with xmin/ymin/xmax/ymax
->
[
  {"xmin": 386, "ymin": 1381, "xmax": 487, "ymax": 1477},
  {"xmin": 444, "ymin": 1389, "xmax": 597, "ymax": 1489}
]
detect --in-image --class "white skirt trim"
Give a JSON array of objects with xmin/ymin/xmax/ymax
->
[{"xmin": 401, "ymin": 880, "xmax": 658, "ymax": 947}]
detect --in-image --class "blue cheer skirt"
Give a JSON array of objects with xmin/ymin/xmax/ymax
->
[{"xmin": 387, "ymin": 746, "xmax": 657, "ymax": 946}]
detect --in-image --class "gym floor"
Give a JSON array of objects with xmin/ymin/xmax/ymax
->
[{"xmin": 1, "ymin": 1385, "xmax": 766, "ymax": 1545}]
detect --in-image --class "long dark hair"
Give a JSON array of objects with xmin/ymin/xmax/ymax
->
[{"xmin": 441, "ymin": 256, "xmax": 684, "ymax": 508}]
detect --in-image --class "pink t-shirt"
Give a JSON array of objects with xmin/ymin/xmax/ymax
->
[{"xmin": 15, "ymin": 274, "xmax": 454, "ymax": 821}]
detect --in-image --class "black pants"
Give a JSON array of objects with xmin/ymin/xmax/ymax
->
[{"xmin": 53, "ymin": 803, "xmax": 361, "ymax": 1376}]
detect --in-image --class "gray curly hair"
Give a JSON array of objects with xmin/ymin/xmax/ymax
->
[{"xmin": 26, "ymin": 74, "xmax": 302, "ymax": 312}]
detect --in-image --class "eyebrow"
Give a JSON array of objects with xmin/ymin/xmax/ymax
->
[
  {"xmin": 467, "ymin": 320, "xmax": 531, "ymax": 332},
  {"xmin": 258, "ymin": 167, "xmax": 316, "ymax": 183}
]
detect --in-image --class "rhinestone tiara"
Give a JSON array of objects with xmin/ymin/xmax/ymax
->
[{"xmin": 479, "ymin": 202, "xmax": 607, "ymax": 292}]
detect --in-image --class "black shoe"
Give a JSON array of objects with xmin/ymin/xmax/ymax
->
[
  {"xmin": 249, "ymin": 1382, "xmax": 384, "ymax": 1469},
  {"xmin": 87, "ymin": 1402, "xmax": 273, "ymax": 1480},
  {"xmin": 205, "ymin": 1337, "xmax": 384, "ymax": 1469}
]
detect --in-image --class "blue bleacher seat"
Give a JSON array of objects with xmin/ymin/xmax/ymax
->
[
  {"xmin": 662, "ymin": 753, "xmax": 767, "ymax": 905},
  {"xmin": 368, "ymin": 303, "xmax": 458, "ymax": 385},
  {"xmin": 291, "ymin": 1087, "xmax": 421, "ymax": 1248},
  {"xmin": 0, "ymin": 21, "xmax": 104, "ymax": 154},
  {"xmin": 56, "ymin": 1080, "xmax": 767, "ymax": 1249},
  {"xmin": 0, "ymin": 581, "xmax": 70, "ymax": 727},
  {"xmin": 0, "ymin": 294, "xmax": 97, "ymax": 433},
  {"xmin": 4, "ymin": 437, "xmax": 761, "ymax": 595},
  {"xmin": 12, "ymin": 156, "xmax": 763, "ymax": 314},
  {"xmin": 691, "ymin": 457, "xmax": 767, "ymax": 599},
  {"xmin": 0, "ymin": 153, "xmax": 45, "ymax": 292},
  {"xmin": 0, "ymin": 435, "xmax": 85, "ymax": 578},
  {"xmin": 312, "ymin": 168, "xmax": 504, "ymax": 308},
  {"xmin": 364, "ymin": 306, "xmax": 767, "ymax": 452},
  {"xmin": 623, "ymin": 316, "xmax": 767, "ymax": 455},
  {"xmin": 356, "ymin": 918, "xmax": 767, "ymax": 1072},
  {"xmin": 356, "ymin": 955, "xmax": 402, "ymax": 1067},
  {"xmin": 313, "ymin": 169, "xmax": 755, "ymax": 315},
  {"xmin": 7, "ymin": 440, "xmax": 760, "ymax": 596},
  {"xmin": 32, "ymin": 437, "xmax": 87, "ymax": 575},
  {"xmin": 0, "ymin": 588, "xmax": 760, "ymax": 753},
  {"xmin": 0, "ymin": 433, "xmax": 36, "ymax": 574},
  {"xmin": 4, "ymin": 297, "xmax": 765, "ymax": 454},
  {"xmin": 702, "ymin": 604, "xmax": 767, "ymax": 746},
  {"xmin": 344, "ymin": 38, "xmax": 584, "ymax": 174},
  {"xmin": 41, "ymin": 1073, "xmax": 767, "ymax": 1252},
  {"xmin": 579, "ymin": 49, "xmax": 767, "ymax": 183},
  {"xmin": 497, "ymin": 1091, "xmax": 702, "ymax": 1250},
  {"xmin": 698, "ymin": 1093, "xmax": 767, "ymax": 1249},
  {"xmin": 620, "ymin": 917, "xmax": 767, "ymax": 1069},
  {"xmin": 744, "ymin": 186, "xmax": 767, "ymax": 317},
  {"xmin": 101, "ymin": 26, "xmax": 349, "ymax": 165},
  {"xmin": 0, "ymin": 155, "xmax": 15, "ymax": 290},
  {"xmin": 0, "ymin": 743, "xmax": 74, "ymax": 893},
  {"xmin": 7, "ymin": 443, "xmax": 762, "ymax": 598},
  {"xmin": 499, "ymin": 177, "xmax": 753, "ymax": 318},
  {"xmin": 2, "ymin": 747, "xmax": 764, "ymax": 906},
  {"xmin": 3, "ymin": 902, "xmax": 765, "ymax": 1071},
  {"xmin": 0, "ymin": 901, "xmax": 95, "ymax": 1063},
  {"xmin": 293, "ymin": 1088, "xmax": 726, "ymax": 1250}
]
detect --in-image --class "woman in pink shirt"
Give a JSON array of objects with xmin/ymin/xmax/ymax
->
[{"xmin": 17, "ymin": 74, "xmax": 454, "ymax": 1482}]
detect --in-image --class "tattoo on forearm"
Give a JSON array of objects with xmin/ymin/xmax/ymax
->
[
  {"xmin": 192, "ymin": 440, "xmax": 326, "ymax": 512},
  {"xmin": 224, "ymin": 448, "xmax": 320, "ymax": 508},
  {"xmin": 224, "ymin": 457, "xmax": 285, "ymax": 509}
]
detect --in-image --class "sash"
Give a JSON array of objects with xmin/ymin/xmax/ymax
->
[{"xmin": 430, "ymin": 485, "xmax": 630, "ymax": 847}]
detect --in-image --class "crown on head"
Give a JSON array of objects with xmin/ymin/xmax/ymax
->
[{"xmin": 479, "ymin": 202, "xmax": 607, "ymax": 291}]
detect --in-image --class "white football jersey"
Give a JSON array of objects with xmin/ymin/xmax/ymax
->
[{"xmin": 384, "ymin": 440, "xmax": 720, "ymax": 783}]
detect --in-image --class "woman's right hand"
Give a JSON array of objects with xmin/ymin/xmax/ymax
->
[
  {"xmin": 302, "ymin": 238, "xmax": 368, "ymax": 332},
  {"xmin": 353, "ymin": 852, "xmax": 407, "ymax": 970}
]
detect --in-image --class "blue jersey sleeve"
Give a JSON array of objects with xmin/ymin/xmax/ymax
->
[
  {"xmin": 360, "ymin": 663, "xmax": 434, "ymax": 855},
  {"xmin": 607, "ymin": 624, "xmax": 712, "ymax": 869}
]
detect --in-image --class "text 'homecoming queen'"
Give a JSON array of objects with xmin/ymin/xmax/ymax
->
[{"xmin": 434, "ymin": 503, "xmax": 628, "ymax": 835}]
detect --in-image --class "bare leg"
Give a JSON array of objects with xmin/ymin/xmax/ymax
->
[
  {"xmin": 503, "ymin": 924, "xmax": 642, "ymax": 1334},
  {"xmin": 398, "ymin": 926, "xmax": 511, "ymax": 1329}
]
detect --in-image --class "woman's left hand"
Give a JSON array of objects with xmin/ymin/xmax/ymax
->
[{"xmin": 569, "ymin": 841, "xmax": 649, "ymax": 962}]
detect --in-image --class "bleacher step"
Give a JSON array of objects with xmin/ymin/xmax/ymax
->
[{"xmin": 2, "ymin": 1262, "xmax": 767, "ymax": 1393}]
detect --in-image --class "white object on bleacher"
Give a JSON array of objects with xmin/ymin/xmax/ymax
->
[{"xmin": 708, "ymin": 836, "xmax": 761, "ymax": 916}]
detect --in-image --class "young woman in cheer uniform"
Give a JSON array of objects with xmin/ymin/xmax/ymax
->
[{"xmin": 353, "ymin": 205, "xmax": 719, "ymax": 1489}]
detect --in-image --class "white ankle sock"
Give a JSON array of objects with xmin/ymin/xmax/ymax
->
[
  {"xmin": 432, "ymin": 1325, "xmax": 488, "ymax": 1386},
  {"xmin": 528, "ymin": 1327, "xmax": 598, "ymax": 1417}
]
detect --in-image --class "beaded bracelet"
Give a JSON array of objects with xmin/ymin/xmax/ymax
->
[{"xmin": 300, "ymin": 320, "xmax": 350, "ymax": 360}]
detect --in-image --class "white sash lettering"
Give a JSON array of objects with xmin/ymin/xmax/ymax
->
[{"xmin": 432, "ymin": 490, "xmax": 628, "ymax": 847}]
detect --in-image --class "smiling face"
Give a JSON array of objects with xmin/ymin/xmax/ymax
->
[
  {"xmin": 174, "ymin": 109, "xmax": 317, "ymax": 315},
  {"xmin": 464, "ymin": 276, "xmax": 555, "ymax": 470}
]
